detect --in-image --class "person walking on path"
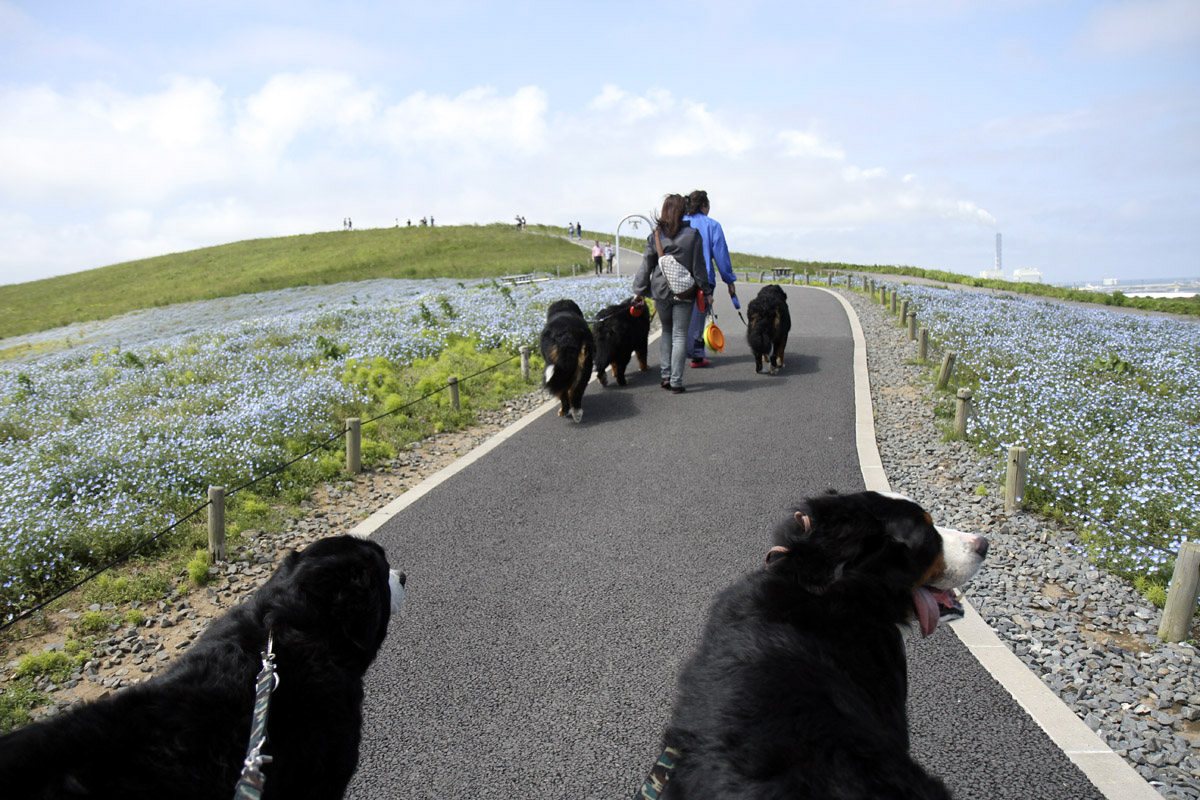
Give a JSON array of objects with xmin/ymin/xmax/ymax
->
[
  {"xmin": 605, "ymin": 242, "xmax": 614, "ymax": 273},
  {"xmin": 683, "ymin": 190, "xmax": 738, "ymax": 368},
  {"xmin": 632, "ymin": 194, "xmax": 712, "ymax": 393},
  {"xmin": 592, "ymin": 241, "xmax": 604, "ymax": 275}
]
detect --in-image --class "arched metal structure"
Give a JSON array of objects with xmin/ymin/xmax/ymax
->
[{"xmin": 614, "ymin": 213, "xmax": 654, "ymax": 277}]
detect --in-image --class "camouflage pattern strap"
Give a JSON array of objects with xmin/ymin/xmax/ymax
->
[
  {"xmin": 233, "ymin": 633, "xmax": 278, "ymax": 800},
  {"xmin": 635, "ymin": 746, "xmax": 680, "ymax": 800}
]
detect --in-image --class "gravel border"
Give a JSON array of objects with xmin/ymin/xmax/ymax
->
[{"xmin": 840, "ymin": 287, "xmax": 1200, "ymax": 798}]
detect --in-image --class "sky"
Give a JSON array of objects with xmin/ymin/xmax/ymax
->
[{"xmin": 1, "ymin": 0, "xmax": 1197, "ymax": 288}]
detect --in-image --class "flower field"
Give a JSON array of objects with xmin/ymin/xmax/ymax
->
[
  {"xmin": 889, "ymin": 284, "xmax": 1200, "ymax": 588},
  {"xmin": 0, "ymin": 277, "xmax": 634, "ymax": 624}
]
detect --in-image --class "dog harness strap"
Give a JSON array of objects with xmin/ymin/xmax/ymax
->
[
  {"xmin": 234, "ymin": 632, "xmax": 279, "ymax": 800},
  {"xmin": 634, "ymin": 746, "xmax": 680, "ymax": 800}
]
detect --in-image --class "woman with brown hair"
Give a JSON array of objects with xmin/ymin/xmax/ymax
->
[{"xmin": 632, "ymin": 194, "xmax": 713, "ymax": 393}]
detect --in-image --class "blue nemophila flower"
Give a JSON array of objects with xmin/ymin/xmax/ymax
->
[
  {"xmin": 0, "ymin": 277, "xmax": 634, "ymax": 621},
  {"xmin": 884, "ymin": 282, "xmax": 1200, "ymax": 583}
]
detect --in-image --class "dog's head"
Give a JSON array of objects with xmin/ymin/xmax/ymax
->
[
  {"xmin": 767, "ymin": 491, "xmax": 987, "ymax": 636},
  {"xmin": 261, "ymin": 535, "xmax": 405, "ymax": 660},
  {"xmin": 547, "ymin": 298, "xmax": 584, "ymax": 320}
]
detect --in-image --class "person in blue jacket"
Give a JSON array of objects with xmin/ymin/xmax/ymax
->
[{"xmin": 683, "ymin": 190, "xmax": 738, "ymax": 367}]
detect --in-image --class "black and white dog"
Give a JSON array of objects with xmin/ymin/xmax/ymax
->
[
  {"xmin": 540, "ymin": 298, "xmax": 595, "ymax": 423},
  {"xmin": 746, "ymin": 284, "xmax": 791, "ymax": 375},
  {"xmin": 0, "ymin": 535, "xmax": 405, "ymax": 800},
  {"xmin": 661, "ymin": 491, "xmax": 987, "ymax": 799}
]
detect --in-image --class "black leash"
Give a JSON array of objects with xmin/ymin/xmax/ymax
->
[{"xmin": 233, "ymin": 632, "xmax": 280, "ymax": 800}]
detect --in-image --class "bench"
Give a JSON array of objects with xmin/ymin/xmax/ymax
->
[{"xmin": 500, "ymin": 273, "xmax": 549, "ymax": 285}]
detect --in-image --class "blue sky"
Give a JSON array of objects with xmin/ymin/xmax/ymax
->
[{"xmin": 1, "ymin": 0, "xmax": 1197, "ymax": 287}]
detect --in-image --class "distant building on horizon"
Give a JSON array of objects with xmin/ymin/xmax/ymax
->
[{"xmin": 1012, "ymin": 267, "xmax": 1043, "ymax": 283}]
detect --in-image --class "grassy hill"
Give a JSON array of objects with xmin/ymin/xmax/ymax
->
[
  {"xmin": 0, "ymin": 224, "xmax": 604, "ymax": 340},
  {"xmin": 5, "ymin": 221, "xmax": 1195, "ymax": 343}
]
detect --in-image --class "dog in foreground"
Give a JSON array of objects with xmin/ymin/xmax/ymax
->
[
  {"xmin": 746, "ymin": 284, "xmax": 791, "ymax": 375},
  {"xmin": 593, "ymin": 296, "xmax": 651, "ymax": 387},
  {"xmin": 540, "ymin": 298, "xmax": 595, "ymax": 422},
  {"xmin": 0, "ymin": 535, "xmax": 405, "ymax": 800},
  {"xmin": 660, "ymin": 491, "xmax": 988, "ymax": 799}
]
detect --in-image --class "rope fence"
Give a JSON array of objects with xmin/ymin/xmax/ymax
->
[{"xmin": 0, "ymin": 347, "xmax": 530, "ymax": 634}]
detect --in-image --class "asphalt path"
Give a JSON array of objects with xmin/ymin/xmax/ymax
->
[{"xmin": 348, "ymin": 285, "xmax": 1104, "ymax": 799}]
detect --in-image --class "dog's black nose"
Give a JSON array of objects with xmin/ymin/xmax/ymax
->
[{"xmin": 974, "ymin": 537, "xmax": 989, "ymax": 559}]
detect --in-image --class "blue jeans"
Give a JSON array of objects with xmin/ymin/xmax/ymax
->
[{"xmin": 658, "ymin": 298, "xmax": 694, "ymax": 388}]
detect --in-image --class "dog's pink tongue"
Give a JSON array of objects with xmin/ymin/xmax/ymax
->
[{"xmin": 912, "ymin": 587, "xmax": 940, "ymax": 637}]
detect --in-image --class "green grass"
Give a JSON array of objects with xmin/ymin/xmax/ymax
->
[
  {"xmin": 0, "ymin": 224, "xmax": 595, "ymax": 339},
  {"xmin": 4, "ymin": 220, "xmax": 1196, "ymax": 342}
]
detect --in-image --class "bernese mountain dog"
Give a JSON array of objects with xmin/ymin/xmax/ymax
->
[
  {"xmin": 659, "ymin": 491, "xmax": 988, "ymax": 799},
  {"xmin": 593, "ymin": 296, "xmax": 651, "ymax": 387},
  {"xmin": 540, "ymin": 298, "xmax": 595, "ymax": 422},
  {"xmin": 0, "ymin": 535, "xmax": 405, "ymax": 800},
  {"xmin": 746, "ymin": 284, "xmax": 791, "ymax": 375}
]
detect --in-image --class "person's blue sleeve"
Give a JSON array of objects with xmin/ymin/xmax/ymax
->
[{"xmin": 710, "ymin": 221, "xmax": 736, "ymax": 284}]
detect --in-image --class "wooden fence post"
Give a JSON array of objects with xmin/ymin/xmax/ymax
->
[
  {"xmin": 1004, "ymin": 445, "xmax": 1028, "ymax": 513},
  {"xmin": 937, "ymin": 351, "xmax": 957, "ymax": 390},
  {"xmin": 954, "ymin": 388, "xmax": 972, "ymax": 438},
  {"xmin": 208, "ymin": 486, "xmax": 225, "ymax": 563},
  {"xmin": 827, "ymin": 273, "xmax": 834, "ymax": 286},
  {"xmin": 1159, "ymin": 542, "xmax": 1200, "ymax": 642},
  {"xmin": 918, "ymin": 328, "xmax": 929, "ymax": 361},
  {"xmin": 805, "ymin": 272, "xmax": 811, "ymax": 285},
  {"xmin": 907, "ymin": 312, "xmax": 917, "ymax": 341},
  {"xmin": 449, "ymin": 376, "xmax": 460, "ymax": 412},
  {"xmin": 346, "ymin": 417, "xmax": 361, "ymax": 475},
  {"xmin": 900, "ymin": 299, "xmax": 909, "ymax": 325},
  {"xmin": 891, "ymin": 292, "xmax": 898, "ymax": 314},
  {"xmin": 520, "ymin": 345, "xmax": 530, "ymax": 381}
]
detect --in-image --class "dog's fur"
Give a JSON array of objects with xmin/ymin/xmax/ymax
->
[
  {"xmin": 540, "ymin": 298, "xmax": 595, "ymax": 422},
  {"xmin": 592, "ymin": 296, "xmax": 651, "ymax": 387},
  {"xmin": 746, "ymin": 284, "xmax": 791, "ymax": 375},
  {"xmin": 0, "ymin": 535, "xmax": 405, "ymax": 800},
  {"xmin": 662, "ymin": 491, "xmax": 988, "ymax": 800}
]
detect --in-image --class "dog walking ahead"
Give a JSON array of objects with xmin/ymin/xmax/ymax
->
[{"xmin": 540, "ymin": 299, "xmax": 595, "ymax": 423}]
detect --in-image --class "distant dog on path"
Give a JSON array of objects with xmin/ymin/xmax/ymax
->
[
  {"xmin": 540, "ymin": 298, "xmax": 595, "ymax": 422},
  {"xmin": 593, "ymin": 296, "xmax": 650, "ymax": 387},
  {"xmin": 746, "ymin": 284, "xmax": 791, "ymax": 375}
]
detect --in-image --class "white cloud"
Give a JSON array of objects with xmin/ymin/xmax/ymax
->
[
  {"xmin": 380, "ymin": 85, "xmax": 548, "ymax": 156},
  {"xmin": 778, "ymin": 130, "xmax": 846, "ymax": 161},
  {"xmin": 1078, "ymin": 0, "xmax": 1200, "ymax": 56},
  {"xmin": 236, "ymin": 71, "xmax": 377, "ymax": 155},
  {"xmin": 0, "ymin": 75, "xmax": 1000, "ymax": 284}
]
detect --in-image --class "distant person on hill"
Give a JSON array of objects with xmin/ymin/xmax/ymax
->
[
  {"xmin": 683, "ymin": 190, "xmax": 737, "ymax": 368},
  {"xmin": 348, "ymin": 217, "xmax": 353, "ymax": 230},
  {"xmin": 421, "ymin": 217, "xmax": 427, "ymax": 226},
  {"xmin": 592, "ymin": 241, "xmax": 604, "ymax": 275},
  {"xmin": 430, "ymin": 216, "xmax": 435, "ymax": 226},
  {"xmin": 605, "ymin": 242, "xmax": 614, "ymax": 273},
  {"xmin": 407, "ymin": 218, "xmax": 412, "ymax": 227}
]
